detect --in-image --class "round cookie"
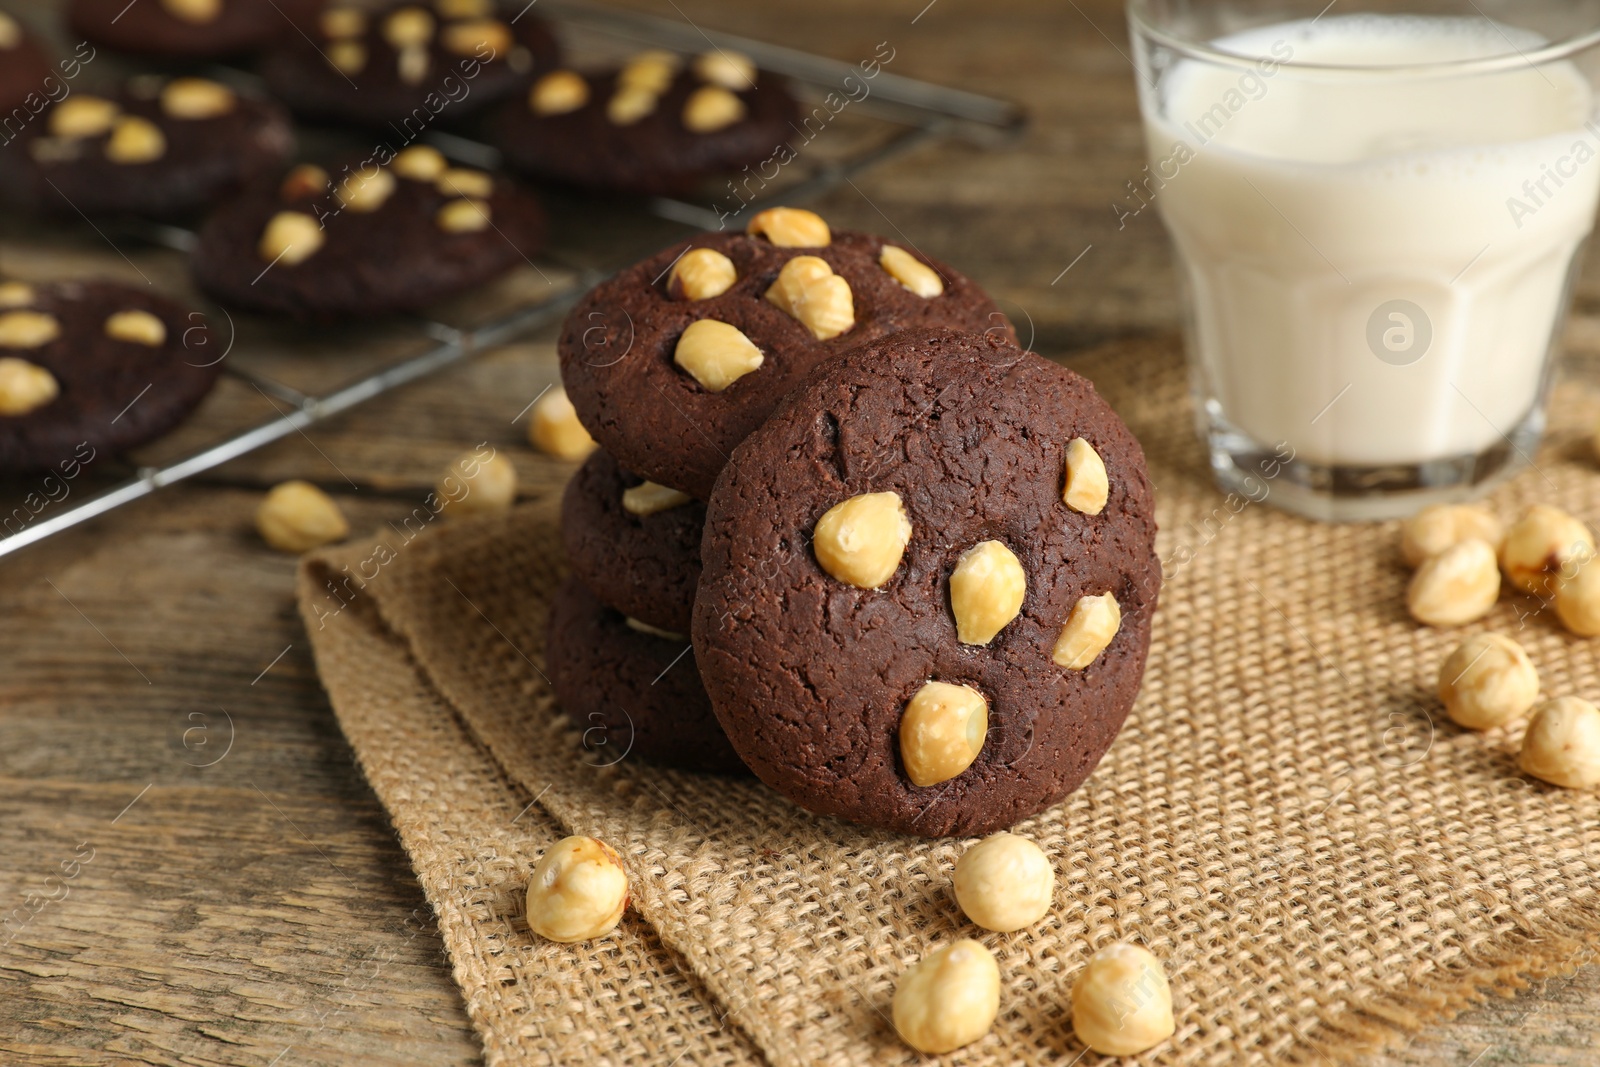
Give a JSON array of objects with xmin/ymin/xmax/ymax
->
[
  {"xmin": 191, "ymin": 148, "xmax": 546, "ymax": 319},
  {"xmin": 546, "ymin": 575, "xmax": 746, "ymax": 775},
  {"xmin": 495, "ymin": 51, "xmax": 798, "ymax": 196},
  {"xmin": 0, "ymin": 78, "xmax": 293, "ymax": 219},
  {"xmin": 0, "ymin": 16, "xmax": 54, "ymax": 116},
  {"xmin": 692, "ymin": 328, "xmax": 1161, "ymax": 838},
  {"xmin": 68, "ymin": 0, "xmax": 323, "ymax": 59},
  {"xmin": 0, "ymin": 280, "xmax": 222, "ymax": 472},
  {"xmin": 557, "ymin": 214, "xmax": 1007, "ymax": 501},
  {"xmin": 262, "ymin": 0, "xmax": 559, "ymax": 129},
  {"xmin": 560, "ymin": 449, "xmax": 704, "ymax": 633}
]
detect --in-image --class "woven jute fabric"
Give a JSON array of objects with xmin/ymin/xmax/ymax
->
[{"xmin": 298, "ymin": 334, "xmax": 1600, "ymax": 1066}]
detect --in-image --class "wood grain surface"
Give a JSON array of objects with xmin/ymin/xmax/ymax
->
[{"xmin": 0, "ymin": 0, "xmax": 1596, "ymax": 1064}]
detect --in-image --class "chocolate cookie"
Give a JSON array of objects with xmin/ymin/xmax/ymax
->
[
  {"xmin": 262, "ymin": 0, "xmax": 559, "ymax": 129},
  {"xmin": 0, "ymin": 280, "xmax": 222, "ymax": 472},
  {"xmin": 560, "ymin": 448, "xmax": 704, "ymax": 633},
  {"xmin": 494, "ymin": 50, "xmax": 798, "ymax": 196},
  {"xmin": 0, "ymin": 78, "xmax": 293, "ymax": 219},
  {"xmin": 0, "ymin": 16, "xmax": 54, "ymax": 117},
  {"xmin": 546, "ymin": 575, "xmax": 745, "ymax": 775},
  {"xmin": 68, "ymin": 0, "xmax": 322, "ymax": 59},
  {"xmin": 191, "ymin": 146, "xmax": 546, "ymax": 318},
  {"xmin": 692, "ymin": 328, "xmax": 1161, "ymax": 837},
  {"xmin": 557, "ymin": 209, "xmax": 1008, "ymax": 501}
]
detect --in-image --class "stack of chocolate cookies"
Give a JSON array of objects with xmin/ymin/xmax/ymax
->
[{"xmin": 548, "ymin": 206, "xmax": 1011, "ymax": 777}]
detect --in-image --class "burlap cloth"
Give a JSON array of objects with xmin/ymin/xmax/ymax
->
[{"xmin": 296, "ymin": 334, "xmax": 1600, "ymax": 1066}]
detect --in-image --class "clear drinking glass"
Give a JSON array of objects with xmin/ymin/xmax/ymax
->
[{"xmin": 1127, "ymin": 0, "xmax": 1600, "ymax": 521}]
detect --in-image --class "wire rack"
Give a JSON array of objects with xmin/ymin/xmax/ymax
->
[{"xmin": 0, "ymin": 0, "xmax": 1025, "ymax": 560}]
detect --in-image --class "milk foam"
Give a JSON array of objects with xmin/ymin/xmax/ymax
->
[{"xmin": 1146, "ymin": 14, "xmax": 1600, "ymax": 466}]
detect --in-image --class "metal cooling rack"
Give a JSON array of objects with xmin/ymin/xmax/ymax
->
[{"xmin": 0, "ymin": 0, "xmax": 1025, "ymax": 560}]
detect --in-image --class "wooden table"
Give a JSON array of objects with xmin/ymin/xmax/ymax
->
[{"xmin": 1, "ymin": 1, "xmax": 1596, "ymax": 1063}]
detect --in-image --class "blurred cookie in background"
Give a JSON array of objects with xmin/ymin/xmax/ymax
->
[
  {"xmin": 0, "ymin": 76, "xmax": 293, "ymax": 219},
  {"xmin": 0, "ymin": 280, "xmax": 223, "ymax": 472},
  {"xmin": 0, "ymin": 14, "xmax": 54, "ymax": 117},
  {"xmin": 261, "ymin": 0, "xmax": 559, "ymax": 128},
  {"xmin": 191, "ymin": 146, "xmax": 546, "ymax": 319},
  {"xmin": 495, "ymin": 49, "xmax": 799, "ymax": 196},
  {"xmin": 68, "ymin": 0, "xmax": 325, "ymax": 59}
]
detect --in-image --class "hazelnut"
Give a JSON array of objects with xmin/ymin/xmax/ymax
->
[
  {"xmin": 1053, "ymin": 592, "xmax": 1121, "ymax": 669},
  {"xmin": 105, "ymin": 116, "xmax": 167, "ymax": 164},
  {"xmin": 0, "ymin": 358, "xmax": 59, "ymax": 417},
  {"xmin": 682, "ymin": 86, "xmax": 746, "ymax": 133},
  {"xmin": 0, "ymin": 13, "xmax": 19, "ymax": 49},
  {"xmin": 891, "ymin": 939, "xmax": 1000, "ymax": 1054},
  {"xmin": 161, "ymin": 0, "xmax": 221, "ymax": 23},
  {"xmin": 104, "ymin": 310, "xmax": 166, "ymax": 347},
  {"xmin": 437, "ymin": 198, "xmax": 491, "ymax": 233},
  {"xmin": 0, "ymin": 283, "xmax": 34, "ymax": 308},
  {"xmin": 1406, "ymin": 539, "xmax": 1500, "ymax": 627},
  {"xmin": 1437, "ymin": 633, "xmax": 1539, "ymax": 730},
  {"xmin": 0, "ymin": 311, "xmax": 61, "ymax": 349},
  {"xmin": 813, "ymin": 491, "xmax": 911, "ymax": 589},
  {"xmin": 530, "ymin": 70, "xmax": 589, "ymax": 115},
  {"xmin": 692, "ymin": 49, "xmax": 757, "ymax": 90},
  {"xmin": 160, "ymin": 77, "xmax": 235, "ymax": 120},
  {"xmin": 746, "ymin": 207, "xmax": 831, "ymax": 247},
  {"xmin": 673, "ymin": 319, "xmax": 764, "ymax": 393},
  {"xmin": 258, "ymin": 212, "xmax": 326, "ymax": 266},
  {"xmin": 441, "ymin": 18, "xmax": 511, "ymax": 57},
  {"xmin": 439, "ymin": 449, "xmax": 517, "ymax": 516},
  {"xmin": 949, "ymin": 540, "xmax": 1026, "ymax": 645},
  {"xmin": 764, "ymin": 256, "xmax": 855, "ymax": 341},
  {"xmin": 667, "ymin": 248, "xmax": 737, "ymax": 301},
  {"xmin": 526, "ymin": 386, "xmax": 596, "ymax": 461},
  {"xmin": 338, "ymin": 166, "xmax": 397, "ymax": 213},
  {"xmin": 435, "ymin": 0, "xmax": 492, "ymax": 16},
  {"xmin": 606, "ymin": 84, "xmax": 658, "ymax": 126},
  {"xmin": 1063, "ymin": 437, "xmax": 1108, "ymax": 515},
  {"xmin": 51, "ymin": 95, "xmax": 119, "ymax": 139},
  {"xmin": 526, "ymin": 835, "xmax": 629, "ymax": 943},
  {"xmin": 625, "ymin": 617, "xmax": 686, "ymax": 641},
  {"xmin": 320, "ymin": 6, "xmax": 367, "ymax": 38},
  {"xmin": 622, "ymin": 481, "xmax": 693, "ymax": 517},
  {"xmin": 1556, "ymin": 560, "xmax": 1600, "ymax": 636},
  {"xmin": 392, "ymin": 145, "xmax": 447, "ymax": 181},
  {"xmin": 1500, "ymin": 505, "xmax": 1594, "ymax": 597},
  {"xmin": 1400, "ymin": 503, "xmax": 1504, "ymax": 567},
  {"xmin": 280, "ymin": 164, "xmax": 330, "ymax": 201},
  {"xmin": 383, "ymin": 6, "xmax": 435, "ymax": 48},
  {"xmin": 619, "ymin": 50, "xmax": 680, "ymax": 94},
  {"xmin": 328, "ymin": 41, "xmax": 368, "ymax": 75},
  {"xmin": 900, "ymin": 680, "xmax": 988, "ymax": 787},
  {"xmin": 397, "ymin": 43, "xmax": 431, "ymax": 84},
  {"xmin": 256, "ymin": 480, "xmax": 349, "ymax": 553},
  {"xmin": 437, "ymin": 167, "xmax": 494, "ymax": 198},
  {"xmin": 1071, "ymin": 943, "xmax": 1176, "ymax": 1056},
  {"xmin": 953, "ymin": 832, "xmax": 1054, "ymax": 933},
  {"xmin": 879, "ymin": 245, "xmax": 944, "ymax": 298},
  {"xmin": 1519, "ymin": 697, "xmax": 1600, "ymax": 789}
]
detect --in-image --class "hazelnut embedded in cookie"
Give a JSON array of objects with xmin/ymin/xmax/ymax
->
[
  {"xmin": 0, "ymin": 358, "xmax": 59, "ymax": 416},
  {"xmin": 530, "ymin": 71, "xmax": 589, "ymax": 115},
  {"xmin": 667, "ymin": 248, "xmax": 737, "ymax": 301},
  {"xmin": 258, "ymin": 212, "xmax": 325, "ymax": 265},
  {"xmin": 746, "ymin": 207, "xmax": 830, "ymax": 247},
  {"xmin": 683, "ymin": 86, "xmax": 746, "ymax": 133},
  {"xmin": 673, "ymin": 320, "xmax": 764, "ymax": 392},
  {"xmin": 0, "ymin": 311, "xmax": 62, "ymax": 349},
  {"xmin": 899, "ymin": 681, "xmax": 989, "ymax": 787},
  {"xmin": 764, "ymin": 256, "xmax": 855, "ymax": 340},
  {"xmin": 161, "ymin": 78, "xmax": 236, "ymax": 120},
  {"xmin": 1053, "ymin": 592, "xmax": 1121, "ymax": 669},
  {"xmin": 104, "ymin": 310, "xmax": 167, "ymax": 347},
  {"xmin": 812, "ymin": 491, "xmax": 911, "ymax": 589},
  {"xmin": 880, "ymin": 245, "xmax": 944, "ymax": 298},
  {"xmin": 51, "ymin": 96, "xmax": 120, "ymax": 139}
]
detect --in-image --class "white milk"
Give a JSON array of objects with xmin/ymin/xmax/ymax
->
[{"xmin": 1144, "ymin": 14, "xmax": 1600, "ymax": 467}]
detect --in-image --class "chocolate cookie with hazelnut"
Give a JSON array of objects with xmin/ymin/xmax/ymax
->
[
  {"xmin": 495, "ymin": 49, "xmax": 798, "ymax": 196},
  {"xmin": 68, "ymin": 0, "xmax": 323, "ymax": 59},
  {"xmin": 262, "ymin": 0, "xmax": 559, "ymax": 129},
  {"xmin": 557, "ymin": 207, "xmax": 1007, "ymax": 500},
  {"xmin": 0, "ymin": 280, "xmax": 221, "ymax": 472},
  {"xmin": 692, "ymin": 328, "xmax": 1160, "ymax": 837},
  {"xmin": 0, "ymin": 77, "xmax": 293, "ymax": 219},
  {"xmin": 191, "ymin": 146, "xmax": 546, "ymax": 318}
]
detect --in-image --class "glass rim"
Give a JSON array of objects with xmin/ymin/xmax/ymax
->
[{"xmin": 1126, "ymin": 0, "xmax": 1600, "ymax": 77}]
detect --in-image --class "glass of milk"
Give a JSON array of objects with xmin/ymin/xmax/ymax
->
[{"xmin": 1128, "ymin": 0, "xmax": 1600, "ymax": 521}]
